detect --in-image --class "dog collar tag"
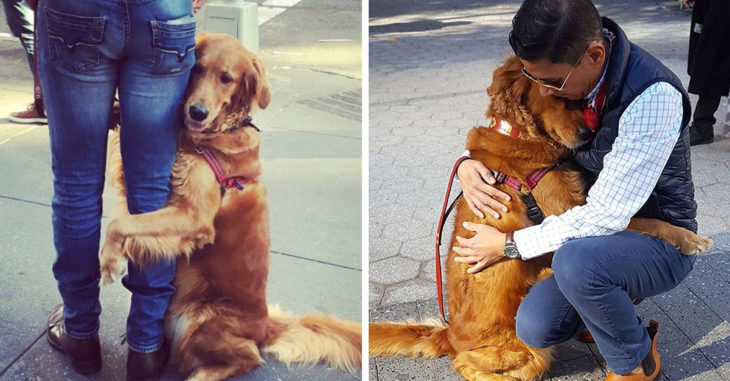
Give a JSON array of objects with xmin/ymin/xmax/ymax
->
[{"xmin": 488, "ymin": 116, "xmax": 521, "ymax": 138}]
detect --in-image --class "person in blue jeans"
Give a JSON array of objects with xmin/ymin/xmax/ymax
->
[
  {"xmin": 36, "ymin": 0, "xmax": 196, "ymax": 379},
  {"xmin": 453, "ymin": 0, "xmax": 697, "ymax": 380}
]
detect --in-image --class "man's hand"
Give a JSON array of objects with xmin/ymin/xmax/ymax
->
[
  {"xmin": 457, "ymin": 159, "xmax": 511, "ymax": 219},
  {"xmin": 453, "ymin": 222, "xmax": 507, "ymax": 274}
]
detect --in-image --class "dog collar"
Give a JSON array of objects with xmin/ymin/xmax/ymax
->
[
  {"xmin": 201, "ymin": 115, "xmax": 261, "ymax": 134},
  {"xmin": 487, "ymin": 115, "xmax": 520, "ymax": 138},
  {"xmin": 235, "ymin": 115, "xmax": 260, "ymax": 132}
]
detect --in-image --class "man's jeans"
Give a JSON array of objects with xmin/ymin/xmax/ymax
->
[
  {"xmin": 515, "ymin": 232, "xmax": 695, "ymax": 375},
  {"xmin": 37, "ymin": 0, "xmax": 195, "ymax": 353},
  {"xmin": 2, "ymin": 0, "xmax": 35, "ymax": 72}
]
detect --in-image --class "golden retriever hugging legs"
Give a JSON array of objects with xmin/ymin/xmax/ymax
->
[{"xmin": 101, "ymin": 34, "xmax": 361, "ymax": 380}]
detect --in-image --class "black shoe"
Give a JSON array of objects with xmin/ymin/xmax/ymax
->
[
  {"xmin": 127, "ymin": 339, "xmax": 170, "ymax": 381},
  {"xmin": 690, "ymin": 124, "xmax": 714, "ymax": 146},
  {"xmin": 47, "ymin": 304, "xmax": 102, "ymax": 375}
]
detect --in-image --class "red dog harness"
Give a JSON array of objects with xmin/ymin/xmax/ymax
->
[
  {"xmin": 195, "ymin": 146, "xmax": 248, "ymax": 192},
  {"xmin": 195, "ymin": 116, "xmax": 260, "ymax": 194}
]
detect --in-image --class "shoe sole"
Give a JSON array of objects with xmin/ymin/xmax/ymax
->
[{"xmin": 7, "ymin": 116, "xmax": 48, "ymax": 124}]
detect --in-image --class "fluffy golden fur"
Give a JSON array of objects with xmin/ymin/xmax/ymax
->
[
  {"xmin": 100, "ymin": 34, "xmax": 361, "ymax": 381},
  {"xmin": 369, "ymin": 56, "xmax": 712, "ymax": 381}
]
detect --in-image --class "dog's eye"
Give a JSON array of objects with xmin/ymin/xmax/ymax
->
[
  {"xmin": 221, "ymin": 73, "xmax": 233, "ymax": 84},
  {"xmin": 192, "ymin": 64, "xmax": 203, "ymax": 75}
]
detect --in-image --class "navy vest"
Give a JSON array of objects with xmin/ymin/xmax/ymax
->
[{"xmin": 573, "ymin": 18, "xmax": 698, "ymax": 232}]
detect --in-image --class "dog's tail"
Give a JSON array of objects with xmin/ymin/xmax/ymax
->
[
  {"xmin": 262, "ymin": 305, "xmax": 361, "ymax": 373},
  {"xmin": 369, "ymin": 320, "xmax": 453, "ymax": 358}
]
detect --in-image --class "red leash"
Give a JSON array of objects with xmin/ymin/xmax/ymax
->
[{"xmin": 435, "ymin": 156, "xmax": 470, "ymax": 323}]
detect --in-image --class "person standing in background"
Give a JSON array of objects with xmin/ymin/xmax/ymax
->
[
  {"xmin": 686, "ymin": 0, "xmax": 730, "ymax": 146},
  {"xmin": 2, "ymin": 0, "xmax": 46, "ymax": 124}
]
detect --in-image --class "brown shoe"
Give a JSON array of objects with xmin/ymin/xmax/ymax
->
[
  {"xmin": 127, "ymin": 339, "xmax": 170, "ymax": 381},
  {"xmin": 47, "ymin": 304, "xmax": 102, "ymax": 375},
  {"xmin": 605, "ymin": 320, "xmax": 661, "ymax": 381},
  {"xmin": 8, "ymin": 103, "xmax": 47, "ymax": 124}
]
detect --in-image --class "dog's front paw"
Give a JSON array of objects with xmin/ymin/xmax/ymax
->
[
  {"xmin": 678, "ymin": 235, "xmax": 713, "ymax": 255},
  {"xmin": 193, "ymin": 226, "xmax": 215, "ymax": 249},
  {"xmin": 99, "ymin": 239, "xmax": 127, "ymax": 286}
]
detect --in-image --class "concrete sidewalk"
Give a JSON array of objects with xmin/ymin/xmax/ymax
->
[
  {"xmin": 369, "ymin": 0, "xmax": 730, "ymax": 380},
  {"xmin": 0, "ymin": 1, "xmax": 362, "ymax": 380}
]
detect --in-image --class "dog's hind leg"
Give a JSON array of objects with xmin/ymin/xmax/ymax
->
[
  {"xmin": 176, "ymin": 313, "xmax": 266, "ymax": 380},
  {"xmin": 452, "ymin": 344, "xmax": 551, "ymax": 381}
]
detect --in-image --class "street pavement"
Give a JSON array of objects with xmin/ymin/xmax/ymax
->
[
  {"xmin": 0, "ymin": 0, "xmax": 362, "ymax": 380},
  {"xmin": 369, "ymin": 0, "xmax": 730, "ymax": 380}
]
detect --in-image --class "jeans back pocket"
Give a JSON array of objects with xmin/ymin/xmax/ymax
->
[
  {"xmin": 45, "ymin": 7, "xmax": 105, "ymax": 73},
  {"xmin": 150, "ymin": 16, "xmax": 196, "ymax": 75}
]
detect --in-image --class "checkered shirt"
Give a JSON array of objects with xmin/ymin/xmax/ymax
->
[{"xmin": 513, "ymin": 82, "xmax": 684, "ymax": 259}]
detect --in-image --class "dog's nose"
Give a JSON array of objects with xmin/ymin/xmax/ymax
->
[
  {"xmin": 188, "ymin": 104, "xmax": 209, "ymax": 122},
  {"xmin": 578, "ymin": 125, "xmax": 594, "ymax": 141}
]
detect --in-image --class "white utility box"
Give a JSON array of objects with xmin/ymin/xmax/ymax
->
[{"xmin": 196, "ymin": 1, "xmax": 259, "ymax": 54}]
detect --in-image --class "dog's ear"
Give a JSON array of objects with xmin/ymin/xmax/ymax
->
[
  {"xmin": 486, "ymin": 55, "xmax": 532, "ymax": 126},
  {"xmin": 244, "ymin": 58, "xmax": 271, "ymax": 110},
  {"xmin": 194, "ymin": 34, "xmax": 209, "ymax": 60}
]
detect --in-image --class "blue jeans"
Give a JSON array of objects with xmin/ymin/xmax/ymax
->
[
  {"xmin": 2, "ymin": 0, "xmax": 35, "ymax": 72},
  {"xmin": 37, "ymin": 0, "xmax": 195, "ymax": 353},
  {"xmin": 515, "ymin": 232, "xmax": 695, "ymax": 375}
]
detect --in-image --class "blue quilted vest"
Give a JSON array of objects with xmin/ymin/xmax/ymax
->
[{"xmin": 573, "ymin": 17, "xmax": 698, "ymax": 232}]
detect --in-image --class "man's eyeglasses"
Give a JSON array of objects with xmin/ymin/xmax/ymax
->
[{"xmin": 521, "ymin": 53, "xmax": 584, "ymax": 91}]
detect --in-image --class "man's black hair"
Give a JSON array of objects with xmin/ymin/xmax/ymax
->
[{"xmin": 509, "ymin": 0, "xmax": 603, "ymax": 65}]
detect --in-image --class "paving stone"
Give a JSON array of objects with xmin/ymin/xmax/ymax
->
[
  {"xmin": 370, "ymin": 256, "xmax": 420, "ymax": 285},
  {"xmin": 371, "ymin": 222, "xmax": 385, "ymax": 240},
  {"xmin": 370, "ymin": 202, "xmax": 417, "ymax": 225},
  {"xmin": 370, "ymin": 282, "xmax": 386, "ymax": 309},
  {"xmin": 543, "ymin": 355, "xmax": 606, "ymax": 380},
  {"xmin": 382, "ymin": 279, "xmax": 439, "ymax": 306},
  {"xmin": 400, "ymin": 238, "xmax": 432, "ymax": 261},
  {"xmin": 381, "ymin": 220, "xmax": 433, "ymax": 241},
  {"xmin": 370, "ymin": 358, "xmax": 379, "ymax": 381},
  {"xmin": 370, "ymin": 237, "xmax": 403, "ymax": 262},
  {"xmin": 375, "ymin": 357, "xmax": 439, "ymax": 381},
  {"xmin": 370, "ymin": 302, "xmax": 420, "ymax": 323},
  {"xmin": 652, "ymin": 284, "xmax": 730, "ymax": 376},
  {"xmin": 415, "ymin": 298, "xmax": 444, "ymax": 321}
]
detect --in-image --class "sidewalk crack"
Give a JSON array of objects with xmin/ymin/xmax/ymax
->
[{"xmin": 0, "ymin": 330, "xmax": 45, "ymax": 377}]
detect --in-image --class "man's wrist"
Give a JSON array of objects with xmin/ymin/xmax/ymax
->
[{"xmin": 503, "ymin": 231, "xmax": 521, "ymax": 259}]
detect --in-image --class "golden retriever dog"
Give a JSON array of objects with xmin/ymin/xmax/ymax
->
[
  {"xmin": 99, "ymin": 34, "xmax": 361, "ymax": 380},
  {"xmin": 369, "ymin": 56, "xmax": 712, "ymax": 380}
]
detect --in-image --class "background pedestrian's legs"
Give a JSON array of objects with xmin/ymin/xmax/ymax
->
[{"xmin": 2, "ymin": 0, "xmax": 34, "ymax": 72}]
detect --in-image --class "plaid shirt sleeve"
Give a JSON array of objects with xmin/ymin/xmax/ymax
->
[{"xmin": 513, "ymin": 82, "xmax": 684, "ymax": 260}]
